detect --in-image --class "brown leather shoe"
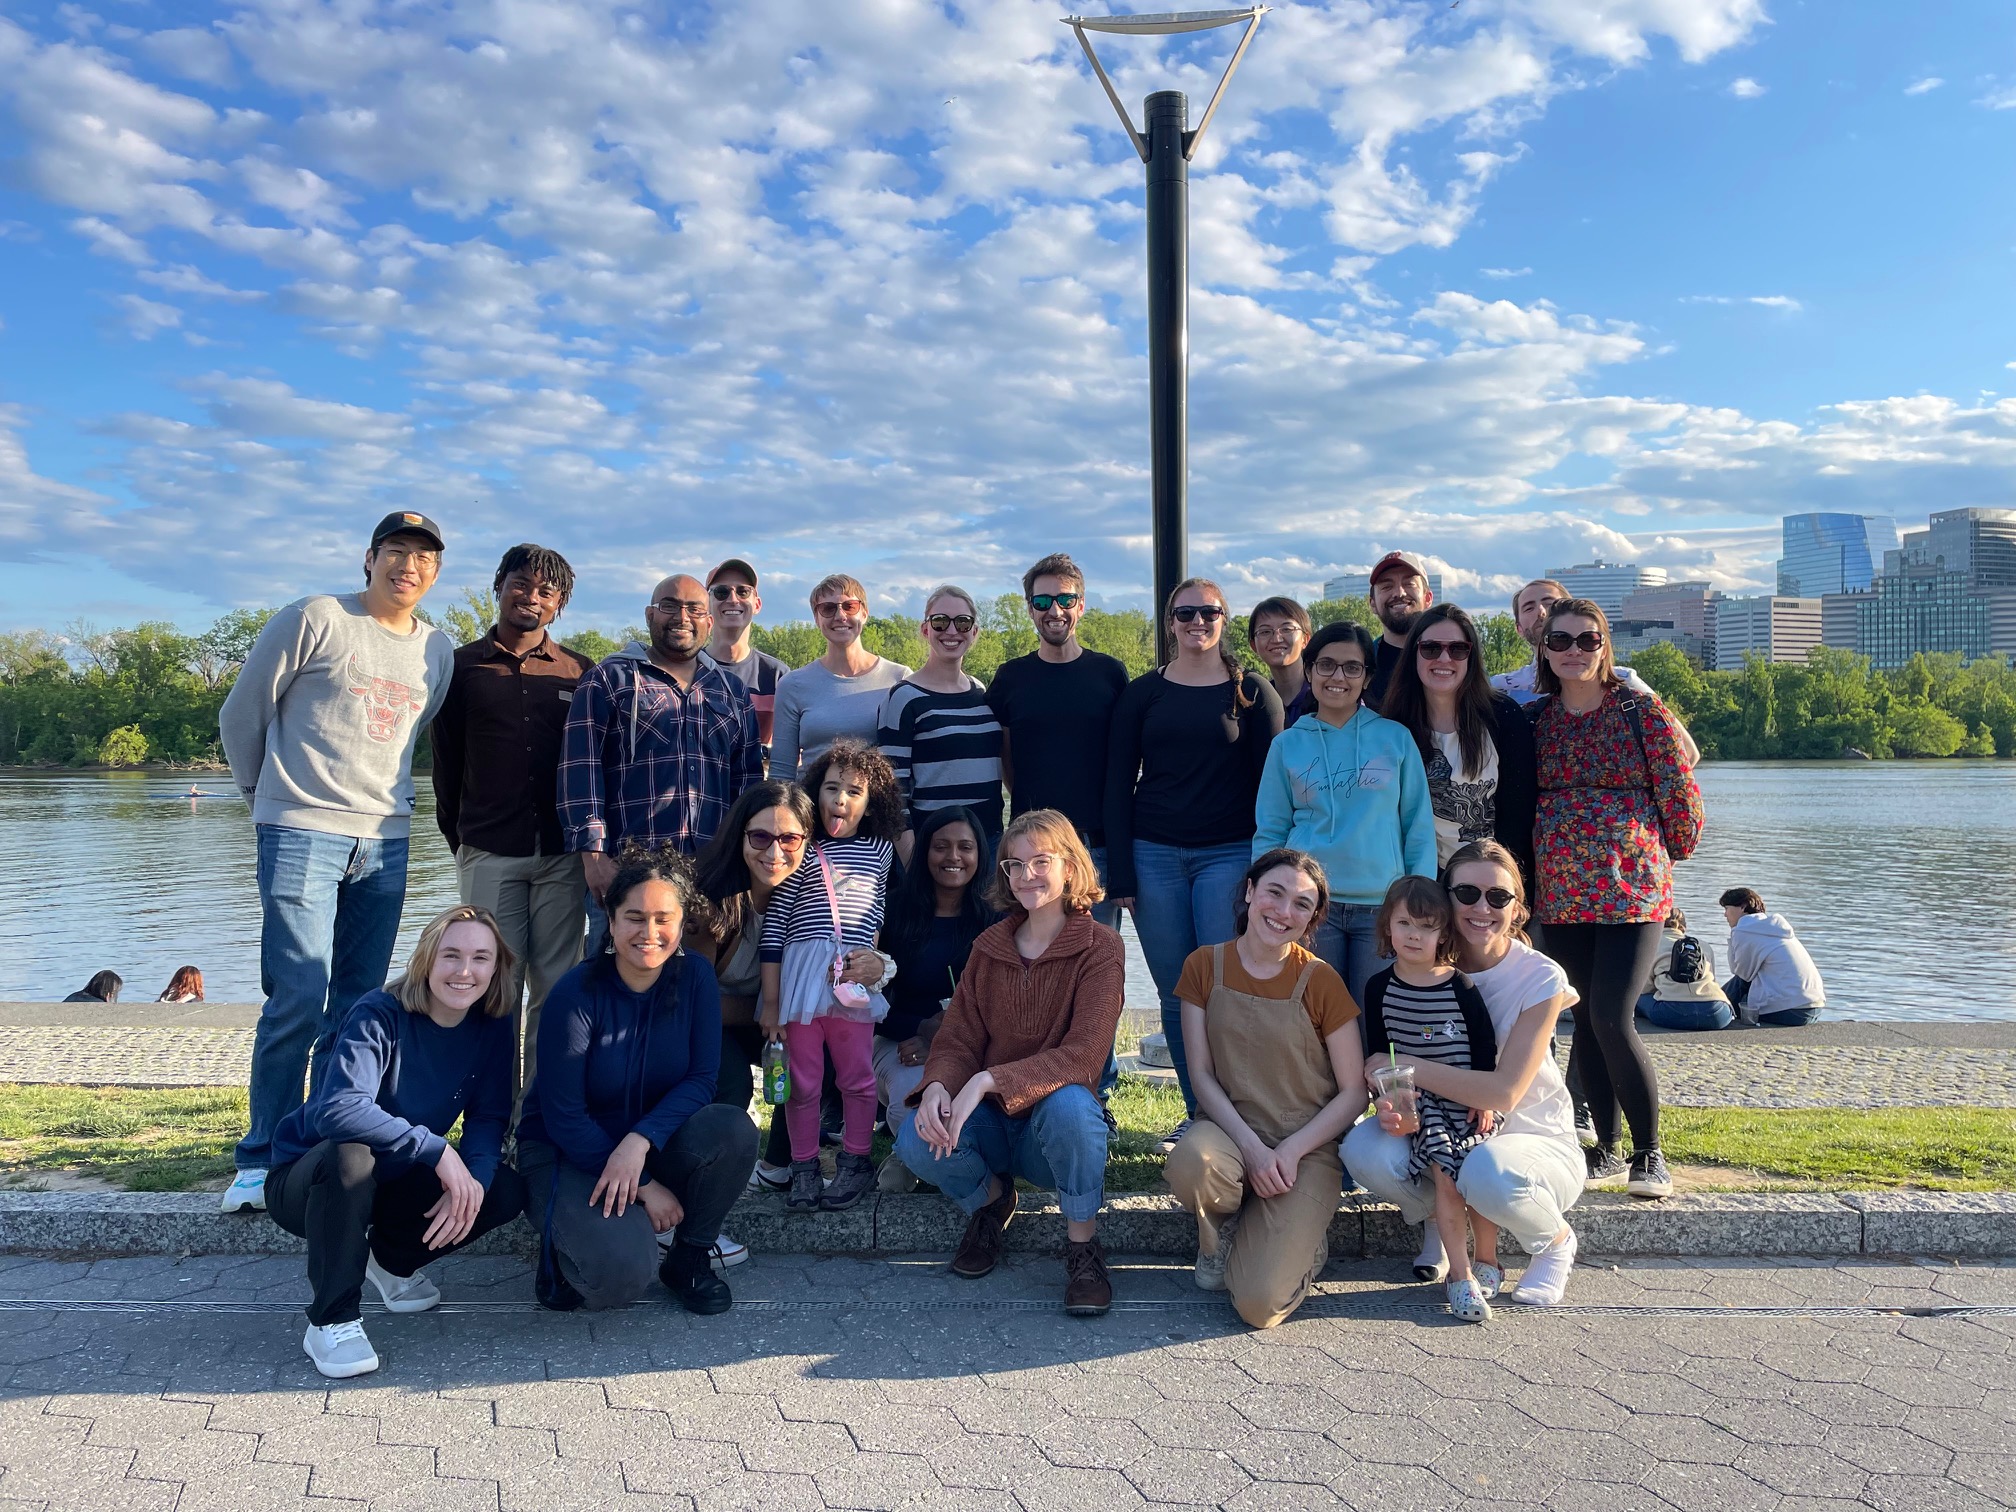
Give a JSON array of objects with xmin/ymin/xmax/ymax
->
[
  {"xmin": 949, "ymin": 1182, "xmax": 1017, "ymax": 1279},
  {"xmin": 1063, "ymin": 1237, "xmax": 1112, "ymax": 1316}
]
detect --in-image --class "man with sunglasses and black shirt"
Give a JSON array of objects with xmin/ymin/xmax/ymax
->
[
  {"xmin": 699, "ymin": 558, "xmax": 790, "ymax": 770},
  {"xmin": 986, "ymin": 553, "xmax": 1127, "ymax": 928}
]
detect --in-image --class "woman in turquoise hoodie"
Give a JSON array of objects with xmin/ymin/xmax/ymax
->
[{"xmin": 1253, "ymin": 622, "xmax": 1436, "ymax": 1009}]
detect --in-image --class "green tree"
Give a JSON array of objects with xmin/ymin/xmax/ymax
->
[
  {"xmin": 1961, "ymin": 722, "xmax": 1998, "ymax": 758},
  {"xmin": 440, "ymin": 587, "xmax": 499, "ymax": 647},
  {"xmin": 1887, "ymin": 698, "xmax": 1966, "ymax": 758},
  {"xmin": 194, "ymin": 609, "xmax": 277, "ymax": 688},
  {"xmin": 751, "ymin": 624, "xmax": 824, "ymax": 669},
  {"xmin": 1078, "ymin": 607, "xmax": 1155, "ymax": 676},
  {"xmin": 1307, "ymin": 597, "xmax": 1380, "ymax": 636},
  {"xmin": 96, "ymin": 724, "xmax": 150, "ymax": 766},
  {"xmin": 561, "ymin": 629, "xmax": 622, "ymax": 663},
  {"xmin": 1477, "ymin": 612, "xmax": 1528, "ymax": 677}
]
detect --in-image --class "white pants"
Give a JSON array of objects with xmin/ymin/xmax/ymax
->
[
  {"xmin": 1341, "ymin": 1118, "xmax": 1584, "ymax": 1256},
  {"xmin": 873, "ymin": 1036, "xmax": 926, "ymax": 1136}
]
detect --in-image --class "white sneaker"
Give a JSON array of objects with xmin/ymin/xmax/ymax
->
[
  {"xmin": 1510, "ymin": 1227, "xmax": 1578, "ymax": 1308},
  {"xmin": 1194, "ymin": 1209, "xmax": 1240, "ymax": 1292},
  {"xmin": 749, "ymin": 1161, "xmax": 791, "ymax": 1192},
  {"xmin": 1411, "ymin": 1227, "xmax": 1448, "ymax": 1284},
  {"xmin": 655, "ymin": 1230, "xmax": 751, "ymax": 1270},
  {"xmin": 221, "ymin": 1169, "xmax": 267, "ymax": 1213},
  {"xmin": 365, "ymin": 1256, "xmax": 440, "ymax": 1314},
  {"xmin": 303, "ymin": 1319, "xmax": 379, "ymax": 1379}
]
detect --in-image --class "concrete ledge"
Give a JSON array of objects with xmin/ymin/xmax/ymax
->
[{"xmin": 5, "ymin": 1188, "xmax": 2013, "ymax": 1261}]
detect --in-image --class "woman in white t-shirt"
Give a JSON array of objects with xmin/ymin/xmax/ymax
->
[{"xmin": 1340, "ymin": 838, "xmax": 1585, "ymax": 1307}]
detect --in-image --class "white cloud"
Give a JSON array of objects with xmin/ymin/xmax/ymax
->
[
  {"xmin": 115, "ymin": 293, "xmax": 181, "ymax": 340},
  {"xmin": 1727, "ymin": 77, "xmax": 1766, "ymax": 99},
  {"xmin": 1904, "ymin": 77, "xmax": 1944, "ymax": 96},
  {"xmin": 1482, "ymin": 267, "xmax": 1533, "ymax": 279},
  {"xmin": 1685, "ymin": 294, "xmax": 1803, "ymax": 312},
  {"xmin": 1978, "ymin": 83, "xmax": 2016, "ymax": 110}
]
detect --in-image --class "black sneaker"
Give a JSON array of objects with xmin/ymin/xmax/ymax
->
[
  {"xmin": 821, "ymin": 1151, "xmax": 875, "ymax": 1211},
  {"xmin": 787, "ymin": 1158, "xmax": 823, "ymax": 1210},
  {"xmin": 659, "ymin": 1241, "xmax": 733, "ymax": 1315},
  {"xmin": 1627, "ymin": 1148, "xmax": 1674, "ymax": 1199},
  {"xmin": 1584, "ymin": 1146, "xmax": 1630, "ymax": 1190}
]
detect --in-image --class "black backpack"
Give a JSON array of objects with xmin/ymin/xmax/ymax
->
[{"xmin": 1668, "ymin": 934, "xmax": 1708, "ymax": 985}]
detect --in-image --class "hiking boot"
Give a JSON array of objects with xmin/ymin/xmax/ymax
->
[
  {"xmin": 1063, "ymin": 1237, "xmax": 1113, "ymax": 1316},
  {"xmin": 1627, "ymin": 1148, "xmax": 1674, "ymax": 1199},
  {"xmin": 876, "ymin": 1153, "xmax": 920, "ymax": 1193},
  {"xmin": 950, "ymin": 1183, "xmax": 1017, "ymax": 1279},
  {"xmin": 787, "ymin": 1158, "xmax": 823, "ymax": 1210},
  {"xmin": 821, "ymin": 1151, "xmax": 875, "ymax": 1211},
  {"xmin": 659, "ymin": 1241, "xmax": 733, "ymax": 1315},
  {"xmin": 1194, "ymin": 1208, "xmax": 1241, "ymax": 1292},
  {"xmin": 1584, "ymin": 1146, "xmax": 1629, "ymax": 1190}
]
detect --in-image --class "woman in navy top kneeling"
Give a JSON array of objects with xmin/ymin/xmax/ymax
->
[
  {"xmin": 267, "ymin": 904, "xmax": 528, "ymax": 1380},
  {"xmin": 517, "ymin": 841, "xmax": 759, "ymax": 1314}
]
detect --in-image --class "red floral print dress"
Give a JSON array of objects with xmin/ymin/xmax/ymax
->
[{"xmin": 1531, "ymin": 685, "xmax": 1703, "ymax": 926}]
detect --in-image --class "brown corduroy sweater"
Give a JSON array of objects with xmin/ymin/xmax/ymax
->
[{"xmin": 910, "ymin": 911, "xmax": 1125, "ymax": 1117}]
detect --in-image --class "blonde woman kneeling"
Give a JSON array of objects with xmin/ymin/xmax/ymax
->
[{"xmin": 1166, "ymin": 849, "xmax": 1366, "ymax": 1328}]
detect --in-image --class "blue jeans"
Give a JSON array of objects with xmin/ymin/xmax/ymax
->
[
  {"xmin": 895, "ymin": 1083, "xmax": 1110, "ymax": 1224},
  {"xmin": 1314, "ymin": 901, "xmax": 1383, "ymax": 1015},
  {"xmin": 1637, "ymin": 992, "xmax": 1736, "ymax": 1032},
  {"xmin": 237, "ymin": 826, "xmax": 410, "ymax": 1171},
  {"xmin": 1087, "ymin": 845, "xmax": 1122, "ymax": 932},
  {"xmin": 1726, "ymin": 976, "xmax": 1823, "ymax": 1028},
  {"xmin": 1128, "ymin": 839, "xmax": 1248, "ymax": 1113}
]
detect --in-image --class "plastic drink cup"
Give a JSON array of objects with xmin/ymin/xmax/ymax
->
[
  {"xmin": 1372, "ymin": 1064, "xmax": 1420, "ymax": 1135},
  {"xmin": 762, "ymin": 1042, "xmax": 791, "ymax": 1106}
]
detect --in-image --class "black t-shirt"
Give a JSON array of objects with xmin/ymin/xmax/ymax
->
[
  {"xmin": 879, "ymin": 913, "xmax": 978, "ymax": 1042},
  {"xmin": 985, "ymin": 650, "xmax": 1129, "ymax": 842},
  {"xmin": 1367, "ymin": 634, "xmax": 1407, "ymax": 710}
]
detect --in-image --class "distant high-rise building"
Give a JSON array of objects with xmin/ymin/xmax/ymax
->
[
  {"xmin": 1544, "ymin": 559, "xmax": 1668, "ymax": 617},
  {"xmin": 1896, "ymin": 508, "xmax": 2016, "ymax": 591},
  {"xmin": 1322, "ymin": 571, "xmax": 1444, "ymax": 603},
  {"xmin": 1831, "ymin": 564, "xmax": 2006, "ymax": 670},
  {"xmin": 1620, "ymin": 581, "xmax": 1720, "ymax": 667},
  {"xmin": 1715, "ymin": 596, "xmax": 1822, "ymax": 667},
  {"xmin": 1777, "ymin": 513, "xmax": 1899, "ymax": 597}
]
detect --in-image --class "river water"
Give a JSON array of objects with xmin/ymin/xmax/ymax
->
[{"xmin": 3, "ymin": 763, "xmax": 2011, "ymax": 1020}]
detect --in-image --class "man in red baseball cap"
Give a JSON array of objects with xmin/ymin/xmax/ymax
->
[{"xmin": 1365, "ymin": 550, "xmax": 1433, "ymax": 706}]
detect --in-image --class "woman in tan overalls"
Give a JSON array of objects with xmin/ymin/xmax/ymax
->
[{"xmin": 1165, "ymin": 849, "xmax": 1368, "ymax": 1328}]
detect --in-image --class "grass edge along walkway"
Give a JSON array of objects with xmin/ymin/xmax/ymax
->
[{"xmin": 1, "ymin": 1080, "xmax": 2013, "ymax": 1196}]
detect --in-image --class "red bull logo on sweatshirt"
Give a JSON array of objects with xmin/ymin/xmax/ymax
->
[{"xmin": 346, "ymin": 655, "xmax": 426, "ymax": 744}]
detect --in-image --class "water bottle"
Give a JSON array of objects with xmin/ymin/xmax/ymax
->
[{"xmin": 762, "ymin": 1041, "xmax": 791, "ymax": 1106}]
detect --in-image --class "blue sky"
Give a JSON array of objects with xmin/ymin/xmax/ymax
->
[{"xmin": 1, "ymin": 0, "xmax": 2012, "ymax": 635}]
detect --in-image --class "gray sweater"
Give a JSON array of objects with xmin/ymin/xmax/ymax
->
[
  {"xmin": 770, "ymin": 656, "xmax": 912, "ymax": 781},
  {"xmin": 219, "ymin": 594, "xmax": 454, "ymax": 839}
]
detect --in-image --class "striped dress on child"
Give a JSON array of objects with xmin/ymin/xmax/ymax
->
[{"xmin": 1362, "ymin": 966, "xmax": 1499, "ymax": 1181}]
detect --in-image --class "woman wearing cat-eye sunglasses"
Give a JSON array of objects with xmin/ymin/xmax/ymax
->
[{"xmin": 876, "ymin": 584, "xmax": 1004, "ymax": 862}]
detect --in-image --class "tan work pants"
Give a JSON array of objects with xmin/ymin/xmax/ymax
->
[{"xmin": 455, "ymin": 847, "xmax": 585, "ymax": 1096}]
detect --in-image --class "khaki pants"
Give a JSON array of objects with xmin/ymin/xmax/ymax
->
[
  {"xmin": 455, "ymin": 847, "xmax": 585, "ymax": 1096},
  {"xmin": 1165, "ymin": 1119, "xmax": 1343, "ymax": 1330}
]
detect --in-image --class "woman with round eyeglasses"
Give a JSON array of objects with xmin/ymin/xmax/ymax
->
[
  {"xmin": 1531, "ymin": 598, "xmax": 1703, "ymax": 1202},
  {"xmin": 772, "ymin": 573, "xmax": 912, "ymax": 781},
  {"xmin": 1247, "ymin": 596, "xmax": 1316, "ymax": 723},
  {"xmin": 1341, "ymin": 840, "xmax": 1585, "ymax": 1305},
  {"xmin": 876, "ymin": 584, "xmax": 1005, "ymax": 859},
  {"xmin": 1379, "ymin": 603, "xmax": 1539, "ymax": 891},
  {"xmin": 1105, "ymin": 578, "xmax": 1284, "ymax": 1138},
  {"xmin": 1254, "ymin": 621, "xmax": 1435, "ymax": 1014}
]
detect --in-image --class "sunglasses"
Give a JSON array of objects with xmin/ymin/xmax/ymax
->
[
  {"xmin": 1544, "ymin": 631, "xmax": 1605, "ymax": 653},
  {"xmin": 816, "ymin": 599, "xmax": 866, "ymax": 618},
  {"xmin": 1028, "ymin": 592, "xmax": 1081, "ymax": 611},
  {"xmin": 1171, "ymin": 605, "xmax": 1226, "ymax": 624},
  {"xmin": 710, "ymin": 583, "xmax": 755, "ymax": 602},
  {"xmin": 925, "ymin": 614, "xmax": 976, "ymax": 633},
  {"xmin": 1311, "ymin": 657, "xmax": 1368, "ymax": 678},
  {"xmin": 1450, "ymin": 883, "xmax": 1518, "ymax": 910},
  {"xmin": 1416, "ymin": 640, "xmax": 1473, "ymax": 662},
  {"xmin": 744, "ymin": 829, "xmax": 807, "ymax": 854}
]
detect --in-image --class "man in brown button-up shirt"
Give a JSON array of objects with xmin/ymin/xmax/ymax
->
[{"xmin": 431, "ymin": 544, "xmax": 595, "ymax": 1094}]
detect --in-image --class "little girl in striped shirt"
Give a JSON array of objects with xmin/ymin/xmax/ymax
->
[
  {"xmin": 760, "ymin": 740, "xmax": 904, "ymax": 1213},
  {"xmin": 1362, "ymin": 875, "xmax": 1502, "ymax": 1324}
]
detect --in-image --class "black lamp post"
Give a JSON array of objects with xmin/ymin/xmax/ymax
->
[{"xmin": 1064, "ymin": 8, "xmax": 1268, "ymax": 658}]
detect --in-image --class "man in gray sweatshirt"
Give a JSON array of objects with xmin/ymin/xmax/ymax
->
[{"xmin": 216, "ymin": 511, "xmax": 455, "ymax": 1213}]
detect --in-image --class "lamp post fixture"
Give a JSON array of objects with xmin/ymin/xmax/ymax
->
[{"xmin": 1063, "ymin": 7, "xmax": 1268, "ymax": 657}]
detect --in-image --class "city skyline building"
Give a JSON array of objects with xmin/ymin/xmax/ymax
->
[
  {"xmin": 1777, "ymin": 513, "xmax": 1899, "ymax": 598},
  {"xmin": 1895, "ymin": 507, "xmax": 2016, "ymax": 591},
  {"xmin": 1544, "ymin": 559, "xmax": 1668, "ymax": 617},
  {"xmin": 1620, "ymin": 581, "xmax": 1720, "ymax": 668},
  {"xmin": 1716, "ymin": 595, "xmax": 1822, "ymax": 667}
]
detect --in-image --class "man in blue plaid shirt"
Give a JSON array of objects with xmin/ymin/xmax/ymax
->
[{"xmin": 559, "ymin": 572, "xmax": 762, "ymax": 904}]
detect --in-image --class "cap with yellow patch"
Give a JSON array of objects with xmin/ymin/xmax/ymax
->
[{"xmin": 369, "ymin": 511, "xmax": 445, "ymax": 552}]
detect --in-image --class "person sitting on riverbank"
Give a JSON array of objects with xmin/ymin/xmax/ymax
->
[
  {"xmin": 1635, "ymin": 911, "xmax": 1731, "ymax": 1031},
  {"xmin": 62, "ymin": 970, "xmax": 123, "ymax": 1004},
  {"xmin": 1720, "ymin": 889, "xmax": 1826, "ymax": 1027},
  {"xmin": 264, "ymin": 905, "xmax": 528, "ymax": 1379},
  {"xmin": 157, "ymin": 966, "xmax": 204, "ymax": 1003}
]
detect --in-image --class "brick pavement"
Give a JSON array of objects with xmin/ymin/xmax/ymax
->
[{"xmin": 1, "ymin": 1250, "xmax": 2012, "ymax": 1510}]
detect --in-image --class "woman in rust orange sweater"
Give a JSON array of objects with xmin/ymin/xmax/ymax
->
[{"xmin": 896, "ymin": 807, "xmax": 1125, "ymax": 1316}]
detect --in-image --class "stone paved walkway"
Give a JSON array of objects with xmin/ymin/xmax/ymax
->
[{"xmin": 0, "ymin": 1251, "xmax": 2011, "ymax": 1510}]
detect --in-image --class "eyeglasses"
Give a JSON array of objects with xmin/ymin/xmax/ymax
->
[
  {"xmin": 1450, "ymin": 883, "xmax": 1518, "ymax": 910},
  {"xmin": 1544, "ymin": 631, "xmax": 1605, "ymax": 653},
  {"xmin": 710, "ymin": 584, "xmax": 755, "ymax": 602},
  {"xmin": 1028, "ymin": 592, "xmax": 1081, "ymax": 611},
  {"xmin": 744, "ymin": 829, "xmax": 807, "ymax": 854},
  {"xmin": 1171, "ymin": 605, "xmax": 1226, "ymax": 624},
  {"xmin": 815, "ymin": 599, "xmax": 866, "ymax": 618},
  {"xmin": 1251, "ymin": 622, "xmax": 1303, "ymax": 641},
  {"xmin": 375, "ymin": 545, "xmax": 440, "ymax": 569},
  {"xmin": 999, "ymin": 853, "xmax": 1060, "ymax": 880},
  {"xmin": 1416, "ymin": 640, "xmax": 1473, "ymax": 662},
  {"xmin": 925, "ymin": 614, "xmax": 976, "ymax": 633},
  {"xmin": 651, "ymin": 598, "xmax": 713, "ymax": 621},
  {"xmin": 1311, "ymin": 657, "xmax": 1368, "ymax": 678}
]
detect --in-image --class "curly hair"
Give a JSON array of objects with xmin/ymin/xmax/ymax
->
[
  {"xmin": 492, "ymin": 543, "xmax": 576, "ymax": 610},
  {"xmin": 800, "ymin": 739, "xmax": 907, "ymax": 844},
  {"xmin": 600, "ymin": 838, "xmax": 700, "ymax": 949}
]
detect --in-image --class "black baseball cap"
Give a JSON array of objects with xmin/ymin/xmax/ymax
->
[{"xmin": 370, "ymin": 510, "xmax": 445, "ymax": 552}]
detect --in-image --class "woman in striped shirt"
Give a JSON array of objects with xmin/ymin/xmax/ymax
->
[
  {"xmin": 877, "ymin": 585, "xmax": 1004, "ymax": 859},
  {"xmin": 759, "ymin": 740, "xmax": 905, "ymax": 1213}
]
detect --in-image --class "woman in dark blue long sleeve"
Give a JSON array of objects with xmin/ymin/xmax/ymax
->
[
  {"xmin": 517, "ymin": 841, "xmax": 759, "ymax": 1314},
  {"xmin": 266, "ymin": 905, "xmax": 528, "ymax": 1380}
]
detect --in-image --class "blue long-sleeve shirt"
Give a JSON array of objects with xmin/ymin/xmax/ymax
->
[
  {"xmin": 516, "ymin": 952, "xmax": 722, "ymax": 1177},
  {"xmin": 270, "ymin": 989, "xmax": 513, "ymax": 1187}
]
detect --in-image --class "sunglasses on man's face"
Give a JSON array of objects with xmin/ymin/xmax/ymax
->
[
  {"xmin": 1416, "ymin": 640, "xmax": 1473, "ymax": 662},
  {"xmin": 1171, "ymin": 605, "xmax": 1226, "ymax": 624},
  {"xmin": 816, "ymin": 599, "xmax": 866, "ymax": 618},
  {"xmin": 1450, "ymin": 883, "xmax": 1518, "ymax": 910},
  {"xmin": 710, "ymin": 583, "xmax": 755, "ymax": 602},
  {"xmin": 926, "ymin": 614, "xmax": 976, "ymax": 633},
  {"xmin": 1544, "ymin": 631, "xmax": 1605, "ymax": 653},
  {"xmin": 1028, "ymin": 592, "xmax": 1081, "ymax": 611}
]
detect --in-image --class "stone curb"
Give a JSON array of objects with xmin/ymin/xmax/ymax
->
[{"xmin": 4, "ymin": 1188, "xmax": 2013, "ymax": 1260}]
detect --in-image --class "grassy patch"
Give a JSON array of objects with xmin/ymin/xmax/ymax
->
[{"xmin": 2, "ymin": 1080, "xmax": 2011, "ymax": 1196}]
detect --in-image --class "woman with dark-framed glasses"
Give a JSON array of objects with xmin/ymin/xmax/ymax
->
[
  {"xmin": 771, "ymin": 573, "xmax": 912, "ymax": 781},
  {"xmin": 877, "ymin": 583, "xmax": 1005, "ymax": 857},
  {"xmin": 1104, "ymin": 577, "xmax": 1284, "ymax": 1138},
  {"xmin": 1530, "ymin": 598, "xmax": 1702, "ymax": 1202}
]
